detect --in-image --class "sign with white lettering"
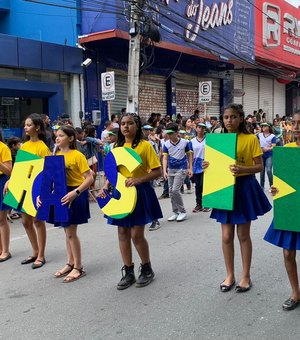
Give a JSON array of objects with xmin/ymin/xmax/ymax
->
[
  {"xmin": 257, "ymin": 0, "xmax": 300, "ymax": 68},
  {"xmin": 199, "ymin": 81, "xmax": 212, "ymax": 103},
  {"xmin": 81, "ymin": 1, "xmax": 255, "ymax": 63},
  {"xmin": 101, "ymin": 72, "xmax": 115, "ymax": 101}
]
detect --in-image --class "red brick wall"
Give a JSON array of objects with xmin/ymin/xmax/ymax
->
[
  {"xmin": 138, "ymin": 85, "xmax": 167, "ymax": 119},
  {"xmin": 176, "ymin": 89, "xmax": 199, "ymax": 116}
]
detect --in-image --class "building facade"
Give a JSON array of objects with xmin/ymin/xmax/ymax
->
[
  {"xmin": 0, "ymin": 0, "xmax": 83, "ymax": 137},
  {"xmin": 79, "ymin": 0, "xmax": 256, "ymax": 126},
  {"xmin": 233, "ymin": 0, "xmax": 300, "ymax": 119}
]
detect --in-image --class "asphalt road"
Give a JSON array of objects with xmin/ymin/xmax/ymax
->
[{"xmin": 1, "ymin": 187, "xmax": 299, "ymax": 339}]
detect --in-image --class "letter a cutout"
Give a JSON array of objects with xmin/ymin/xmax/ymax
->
[
  {"xmin": 36, "ymin": 155, "xmax": 68, "ymax": 222},
  {"xmin": 4, "ymin": 150, "xmax": 44, "ymax": 216}
]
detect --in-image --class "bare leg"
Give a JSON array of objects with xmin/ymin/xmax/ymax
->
[
  {"xmin": 0, "ymin": 210, "xmax": 10, "ymax": 258},
  {"xmin": 118, "ymin": 227, "xmax": 132, "ymax": 266},
  {"xmin": 131, "ymin": 226, "xmax": 150, "ymax": 264},
  {"xmin": 21, "ymin": 214, "xmax": 38, "ymax": 257},
  {"xmin": 221, "ymin": 223, "xmax": 235, "ymax": 285},
  {"xmin": 237, "ymin": 222, "xmax": 252, "ymax": 287},
  {"xmin": 283, "ymin": 249, "xmax": 300, "ymax": 301},
  {"xmin": 63, "ymin": 225, "xmax": 84, "ymax": 281},
  {"xmin": 33, "ymin": 218, "xmax": 47, "ymax": 263},
  {"xmin": 54, "ymin": 229, "xmax": 74, "ymax": 277}
]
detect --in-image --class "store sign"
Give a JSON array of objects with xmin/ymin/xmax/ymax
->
[
  {"xmin": 184, "ymin": 0, "xmax": 233, "ymax": 41},
  {"xmin": 158, "ymin": 0, "xmax": 253, "ymax": 62},
  {"xmin": 82, "ymin": 0, "xmax": 254, "ymax": 63},
  {"xmin": 257, "ymin": 0, "xmax": 300, "ymax": 68},
  {"xmin": 101, "ymin": 71, "xmax": 115, "ymax": 101}
]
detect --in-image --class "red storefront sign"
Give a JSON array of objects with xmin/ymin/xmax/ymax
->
[{"xmin": 256, "ymin": 0, "xmax": 300, "ymax": 69}]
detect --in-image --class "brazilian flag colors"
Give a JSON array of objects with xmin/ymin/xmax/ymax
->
[
  {"xmin": 203, "ymin": 134, "xmax": 237, "ymax": 210},
  {"xmin": 273, "ymin": 147, "xmax": 300, "ymax": 232}
]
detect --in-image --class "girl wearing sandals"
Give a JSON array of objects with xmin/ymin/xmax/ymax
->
[
  {"xmin": 38, "ymin": 125, "xmax": 93, "ymax": 283},
  {"xmin": 207, "ymin": 104, "xmax": 271, "ymax": 293},
  {"xmin": 98, "ymin": 113, "xmax": 163, "ymax": 290},
  {"xmin": 9, "ymin": 114, "xmax": 51, "ymax": 269},
  {"xmin": 0, "ymin": 131, "xmax": 12, "ymax": 262},
  {"xmin": 264, "ymin": 110, "xmax": 300, "ymax": 311}
]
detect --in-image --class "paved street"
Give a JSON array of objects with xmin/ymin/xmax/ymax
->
[{"xmin": 0, "ymin": 187, "xmax": 299, "ymax": 339}]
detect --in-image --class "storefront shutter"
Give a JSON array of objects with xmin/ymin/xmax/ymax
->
[
  {"xmin": 259, "ymin": 76, "xmax": 273, "ymax": 121},
  {"xmin": 243, "ymin": 74, "xmax": 259, "ymax": 116},
  {"xmin": 233, "ymin": 71, "xmax": 243, "ymax": 105},
  {"xmin": 176, "ymin": 73, "xmax": 220, "ymax": 117},
  {"xmin": 138, "ymin": 74, "xmax": 167, "ymax": 120},
  {"xmin": 273, "ymin": 80, "xmax": 286, "ymax": 118}
]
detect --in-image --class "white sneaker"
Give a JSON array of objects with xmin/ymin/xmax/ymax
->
[
  {"xmin": 168, "ymin": 213, "xmax": 179, "ymax": 222},
  {"xmin": 186, "ymin": 189, "xmax": 192, "ymax": 194},
  {"xmin": 176, "ymin": 212, "xmax": 187, "ymax": 222}
]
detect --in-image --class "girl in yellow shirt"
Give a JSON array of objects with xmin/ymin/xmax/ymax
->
[
  {"xmin": 99, "ymin": 113, "xmax": 163, "ymax": 290},
  {"xmin": 19, "ymin": 114, "xmax": 50, "ymax": 269},
  {"xmin": 39, "ymin": 125, "xmax": 93, "ymax": 283},
  {"xmin": 0, "ymin": 132, "xmax": 12, "ymax": 262},
  {"xmin": 208, "ymin": 104, "xmax": 271, "ymax": 293}
]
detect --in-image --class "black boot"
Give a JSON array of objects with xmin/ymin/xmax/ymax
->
[
  {"xmin": 136, "ymin": 262, "xmax": 155, "ymax": 287},
  {"xmin": 117, "ymin": 264, "xmax": 136, "ymax": 290}
]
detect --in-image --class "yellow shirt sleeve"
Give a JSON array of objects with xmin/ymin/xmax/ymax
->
[
  {"xmin": 0, "ymin": 142, "xmax": 12, "ymax": 175},
  {"xmin": 0, "ymin": 142, "xmax": 12, "ymax": 163},
  {"xmin": 144, "ymin": 141, "xmax": 161, "ymax": 170}
]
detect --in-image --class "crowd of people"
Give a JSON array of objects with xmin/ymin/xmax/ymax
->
[{"xmin": 1, "ymin": 106, "xmax": 300, "ymax": 312}]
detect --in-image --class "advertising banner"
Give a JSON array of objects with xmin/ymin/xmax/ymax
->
[
  {"xmin": 82, "ymin": 0, "xmax": 255, "ymax": 63},
  {"xmin": 256, "ymin": 0, "xmax": 300, "ymax": 69}
]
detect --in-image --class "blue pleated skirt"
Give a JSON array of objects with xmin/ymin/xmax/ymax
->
[
  {"xmin": 106, "ymin": 182, "xmax": 163, "ymax": 227},
  {"xmin": 0, "ymin": 175, "xmax": 10, "ymax": 211},
  {"xmin": 48, "ymin": 186, "xmax": 90, "ymax": 228},
  {"xmin": 264, "ymin": 221, "xmax": 300, "ymax": 250},
  {"xmin": 210, "ymin": 175, "xmax": 272, "ymax": 224}
]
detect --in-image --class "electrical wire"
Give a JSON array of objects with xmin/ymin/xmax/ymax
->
[{"xmin": 23, "ymin": 0, "xmax": 299, "ymax": 81}]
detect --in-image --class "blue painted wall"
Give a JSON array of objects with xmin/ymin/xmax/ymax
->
[{"xmin": 0, "ymin": 0, "xmax": 80, "ymax": 46}]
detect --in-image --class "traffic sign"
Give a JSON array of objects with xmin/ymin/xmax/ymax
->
[
  {"xmin": 199, "ymin": 81, "xmax": 212, "ymax": 103},
  {"xmin": 101, "ymin": 71, "xmax": 115, "ymax": 101}
]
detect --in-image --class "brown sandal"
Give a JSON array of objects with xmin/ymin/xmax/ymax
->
[
  {"xmin": 63, "ymin": 267, "xmax": 86, "ymax": 283},
  {"xmin": 54, "ymin": 263, "xmax": 74, "ymax": 278}
]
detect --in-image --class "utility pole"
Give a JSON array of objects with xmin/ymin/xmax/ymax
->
[{"xmin": 126, "ymin": 0, "xmax": 144, "ymax": 114}]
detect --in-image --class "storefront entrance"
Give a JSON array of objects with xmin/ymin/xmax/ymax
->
[{"xmin": 0, "ymin": 96, "xmax": 48, "ymax": 138}]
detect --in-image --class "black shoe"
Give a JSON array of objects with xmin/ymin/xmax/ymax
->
[
  {"xmin": 117, "ymin": 264, "xmax": 136, "ymax": 290},
  {"xmin": 282, "ymin": 297, "xmax": 300, "ymax": 311},
  {"xmin": 220, "ymin": 280, "xmax": 235, "ymax": 292},
  {"xmin": 21, "ymin": 256, "xmax": 37, "ymax": 265},
  {"xmin": 235, "ymin": 280, "xmax": 252, "ymax": 293},
  {"xmin": 136, "ymin": 263, "xmax": 155, "ymax": 287},
  {"xmin": 159, "ymin": 193, "xmax": 169, "ymax": 200},
  {"xmin": 32, "ymin": 259, "xmax": 46, "ymax": 269},
  {"xmin": 149, "ymin": 221, "xmax": 160, "ymax": 231}
]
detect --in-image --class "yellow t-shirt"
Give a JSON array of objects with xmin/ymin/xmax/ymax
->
[
  {"xmin": 285, "ymin": 142, "xmax": 297, "ymax": 148},
  {"xmin": 56, "ymin": 149, "xmax": 90, "ymax": 186},
  {"xmin": 0, "ymin": 141, "xmax": 12, "ymax": 175},
  {"xmin": 117, "ymin": 140, "xmax": 161, "ymax": 178},
  {"xmin": 21, "ymin": 140, "xmax": 50, "ymax": 158},
  {"xmin": 236, "ymin": 133, "xmax": 263, "ymax": 177}
]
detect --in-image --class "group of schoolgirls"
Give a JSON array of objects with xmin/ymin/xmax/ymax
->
[
  {"xmin": 1, "ymin": 109, "xmax": 300, "ymax": 313},
  {"xmin": 0, "ymin": 114, "xmax": 94, "ymax": 283}
]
